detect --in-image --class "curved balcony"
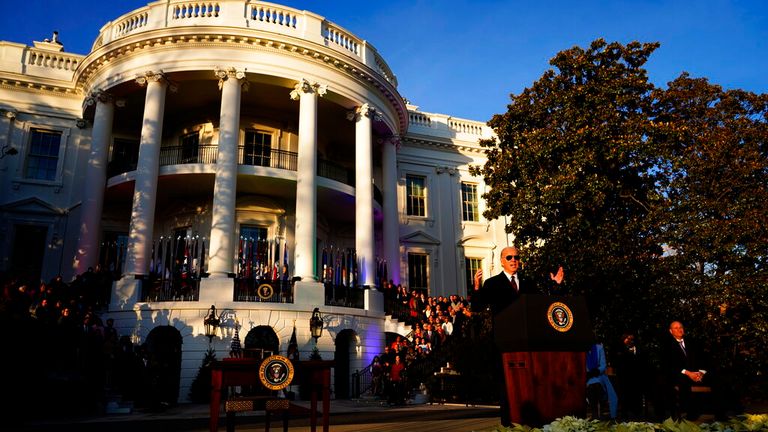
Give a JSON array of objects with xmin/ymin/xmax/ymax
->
[{"xmin": 106, "ymin": 144, "xmax": 382, "ymax": 203}]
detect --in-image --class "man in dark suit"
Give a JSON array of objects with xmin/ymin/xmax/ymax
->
[
  {"xmin": 471, "ymin": 246, "xmax": 563, "ymax": 426},
  {"xmin": 661, "ymin": 321, "xmax": 725, "ymax": 421}
]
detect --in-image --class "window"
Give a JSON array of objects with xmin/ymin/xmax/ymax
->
[
  {"xmin": 465, "ymin": 257, "xmax": 482, "ymax": 291},
  {"xmin": 180, "ymin": 132, "xmax": 200, "ymax": 163},
  {"xmin": 25, "ymin": 129, "xmax": 62, "ymax": 181},
  {"xmin": 406, "ymin": 175, "xmax": 426, "ymax": 216},
  {"xmin": 244, "ymin": 130, "xmax": 272, "ymax": 167},
  {"xmin": 461, "ymin": 182, "xmax": 479, "ymax": 222},
  {"xmin": 408, "ymin": 252, "xmax": 428, "ymax": 290}
]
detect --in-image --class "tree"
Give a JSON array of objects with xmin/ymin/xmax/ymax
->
[
  {"xmin": 649, "ymin": 74, "xmax": 768, "ymax": 393},
  {"xmin": 472, "ymin": 39, "xmax": 664, "ymax": 341},
  {"xmin": 475, "ymin": 37, "xmax": 768, "ymax": 397},
  {"xmin": 188, "ymin": 347, "xmax": 217, "ymax": 403}
]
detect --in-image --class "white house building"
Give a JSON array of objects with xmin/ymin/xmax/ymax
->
[{"xmin": 0, "ymin": 0, "xmax": 511, "ymax": 402}]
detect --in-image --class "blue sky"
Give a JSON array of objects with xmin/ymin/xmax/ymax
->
[{"xmin": 1, "ymin": 1, "xmax": 765, "ymax": 122}]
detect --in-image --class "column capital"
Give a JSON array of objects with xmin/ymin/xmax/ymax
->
[
  {"xmin": 214, "ymin": 67, "xmax": 249, "ymax": 91},
  {"xmin": 436, "ymin": 166, "xmax": 458, "ymax": 176},
  {"xmin": 289, "ymin": 78, "xmax": 327, "ymax": 100},
  {"xmin": 346, "ymin": 103, "xmax": 379, "ymax": 122},
  {"xmin": 135, "ymin": 71, "xmax": 177, "ymax": 92},
  {"xmin": 378, "ymin": 134, "xmax": 402, "ymax": 150},
  {"xmin": 83, "ymin": 90, "xmax": 114, "ymax": 108}
]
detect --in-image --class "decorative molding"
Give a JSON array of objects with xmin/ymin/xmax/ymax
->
[
  {"xmin": 289, "ymin": 78, "xmax": 327, "ymax": 100},
  {"xmin": 401, "ymin": 136, "xmax": 487, "ymax": 154},
  {"xmin": 214, "ymin": 67, "xmax": 249, "ymax": 91},
  {"xmin": 74, "ymin": 31, "xmax": 407, "ymax": 131},
  {"xmin": 435, "ymin": 166, "xmax": 458, "ymax": 176},
  {"xmin": 82, "ymin": 90, "xmax": 114, "ymax": 110},
  {"xmin": 346, "ymin": 103, "xmax": 376, "ymax": 122},
  {"xmin": 378, "ymin": 134, "xmax": 401, "ymax": 150},
  {"xmin": 135, "ymin": 70, "xmax": 178, "ymax": 92}
]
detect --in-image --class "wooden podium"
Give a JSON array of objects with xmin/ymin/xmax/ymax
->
[{"xmin": 494, "ymin": 295, "xmax": 593, "ymax": 426}]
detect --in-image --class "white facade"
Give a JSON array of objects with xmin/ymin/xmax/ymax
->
[{"xmin": 0, "ymin": 0, "xmax": 509, "ymax": 401}]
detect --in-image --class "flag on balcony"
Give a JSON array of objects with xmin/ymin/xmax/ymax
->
[
  {"xmin": 230, "ymin": 323, "xmax": 242, "ymax": 358},
  {"xmin": 287, "ymin": 321, "xmax": 299, "ymax": 361},
  {"xmin": 200, "ymin": 240, "xmax": 206, "ymax": 275},
  {"xmin": 321, "ymin": 247, "xmax": 328, "ymax": 283}
]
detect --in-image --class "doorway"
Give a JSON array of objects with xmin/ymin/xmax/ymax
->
[{"xmin": 11, "ymin": 224, "xmax": 47, "ymax": 281}]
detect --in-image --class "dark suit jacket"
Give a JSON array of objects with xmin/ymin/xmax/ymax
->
[
  {"xmin": 472, "ymin": 272, "xmax": 539, "ymax": 316},
  {"xmin": 660, "ymin": 335, "xmax": 709, "ymax": 382}
]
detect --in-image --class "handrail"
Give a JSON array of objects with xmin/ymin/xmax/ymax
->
[{"xmin": 110, "ymin": 144, "xmax": 359, "ymax": 188}]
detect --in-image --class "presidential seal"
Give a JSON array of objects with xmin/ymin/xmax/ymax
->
[
  {"xmin": 259, "ymin": 355, "xmax": 294, "ymax": 390},
  {"xmin": 257, "ymin": 283, "xmax": 274, "ymax": 300},
  {"xmin": 547, "ymin": 302, "xmax": 573, "ymax": 332}
]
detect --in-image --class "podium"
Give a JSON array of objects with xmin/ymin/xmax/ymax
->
[{"xmin": 494, "ymin": 295, "xmax": 593, "ymax": 425}]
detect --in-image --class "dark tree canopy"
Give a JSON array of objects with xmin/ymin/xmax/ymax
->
[
  {"xmin": 649, "ymin": 74, "xmax": 768, "ymax": 378},
  {"xmin": 472, "ymin": 39, "xmax": 663, "ymax": 337},
  {"xmin": 474, "ymin": 39, "xmax": 767, "ymax": 391}
]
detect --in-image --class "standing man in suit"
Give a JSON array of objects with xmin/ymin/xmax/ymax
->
[
  {"xmin": 471, "ymin": 246, "xmax": 564, "ymax": 426},
  {"xmin": 661, "ymin": 321, "xmax": 725, "ymax": 421}
]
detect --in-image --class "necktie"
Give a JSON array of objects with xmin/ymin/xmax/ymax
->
[
  {"xmin": 509, "ymin": 275, "xmax": 518, "ymax": 292},
  {"xmin": 678, "ymin": 340, "xmax": 686, "ymax": 355}
]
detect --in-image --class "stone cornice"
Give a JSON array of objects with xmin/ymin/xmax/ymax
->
[
  {"xmin": 75, "ymin": 27, "xmax": 408, "ymax": 132},
  {"xmin": 0, "ymin": 74, "xmax": 80, "ymax": 97},
  {"xmin": 401, "ymin": 135, "xmax": 489, "ymax": 154}
]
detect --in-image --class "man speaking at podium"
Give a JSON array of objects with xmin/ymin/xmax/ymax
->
[
  {"xmin": 472, "ymin": 246, "xmax": 563, "ymax": 314},
  {"xmin": 472, "ymin": 246, "xmax": 564, "ymax": 426}
]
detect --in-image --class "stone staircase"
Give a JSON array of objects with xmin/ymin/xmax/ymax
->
[{"xmin": 384, "ymin": 314, "xmax": 409, "ymax": 336}]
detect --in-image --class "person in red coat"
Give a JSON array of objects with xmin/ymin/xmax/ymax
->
[{"xmin": 388, "ymin": 355, "xmax": 406, "ymax": 405}]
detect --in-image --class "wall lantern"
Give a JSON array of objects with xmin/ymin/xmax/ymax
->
[
  {"xmin": 204, "ymin": 305, "xmax": 220, "ymax": 342},
  {"xmin": 0, "ymin": 145, "xmax": 18, "ymax": 159},
  {"xmin": 309, "ymin": 307, "xmax": 323, "ymax": 341}
]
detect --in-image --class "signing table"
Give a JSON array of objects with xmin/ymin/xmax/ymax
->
[{"xmin": 210, "ymin": 358, "xmax": 334, "ymax": 432}]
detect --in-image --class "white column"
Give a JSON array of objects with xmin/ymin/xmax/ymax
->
[
  {"xmin": 123, "ymin": 72, "xmax": 170, "ymax": 277},
  {"xmin": 381, "ymin": 135, "xmax": 400, "ymax": 285},
  {"xmin": 349, "ymin": 104, "xmax": 376, "ymax": 288},
  {"xmin": 290, "ymin": 79, "xmax": 326, "ymax": 281},
  {"xmin": 74, "ymin": 91, "xmax": 114, "ymax": 274},
  {"xmin": 207, "ymin": 68, "xmax": 247, "ymax": 278}
]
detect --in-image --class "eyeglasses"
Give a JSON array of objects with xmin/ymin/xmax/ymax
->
[{"xmin": 505, "ymin": 255, "xmax": 521, "ymax": 261}]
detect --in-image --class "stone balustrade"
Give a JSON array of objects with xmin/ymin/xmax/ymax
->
[
  {"xmin": 407, "ymin": 109, "xmax": 494, "ymax": 141},
  {"xmin": 92, "ymin": 0, "xmax": 396, "ymax": 86},
  {"xmin": 27, "ymin": 48, "xmax": 81, "ymax": 71}
]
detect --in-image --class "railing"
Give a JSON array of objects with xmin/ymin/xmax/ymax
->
[
  {"xmin": 139, "ymin": 274, "xmax": 201, "ymax": 302},
  {"xmin": 138, "ymin": 235, "xmax": 207, "ymax": 302},
  {"xmin": 249, "ymin": 3, "xmax": 298, "ymax": 28},
  {"xmin": 112, "ymin": 10, "xmax": 150, "ymax": 39},
  {"xmin": 318, "ymin": 159, "xmax": 353, "ymax": 185},
  {"xmin": 159, "ymin": 144, "xmax": 219, "ymax": 165},
  {"xmin": 351, "ymin": 358, "xmax": 375, "ymax": 398},
  {"xmin": 93, "ymin": 0, "xmax": 396, "ymax": 86},
  {"xmin": 324, "ymin": 283, "xmax": 364, "ymax": 309},
  {"xmin": 171, "ymin": 2, "xmax": 221, "ymax": 19},
  {"xmin": 110, "ymin": 144, "xmax": 357, "ymax": 188},
  {"xmin": 449, "ymin": 119, "xmax": 484, "ymax": 135},
  {"xmin": 323, "ymin": 23, "xmax": 361, "ymax": 56},
  {"xmin": 26, "ymin": 48, "xmax": 81, "ymax": 71},
  {"xmin": 233, "ymin": 278, "xmax": 293, "ymax": 303}
]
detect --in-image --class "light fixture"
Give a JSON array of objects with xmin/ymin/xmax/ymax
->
[
  {"xmin": 0, "ymin": 145, "xmax": 18, "ymax": 159},
  {"xmin": 309, "ymin": 307, "xmax": 323, "ymax": 342},
  {"xmin": 204, "ymin": 305, "xmax": 220, "ymax": 342}
]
